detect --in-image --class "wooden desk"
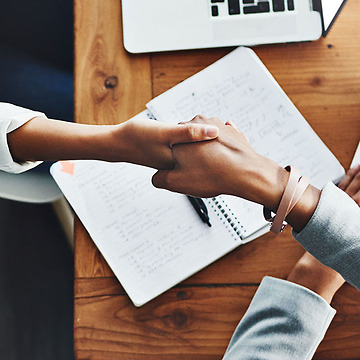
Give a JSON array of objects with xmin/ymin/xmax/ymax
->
[{"xmin": 74, "ymin": 1, "xmax": 360, "ymax": 359}]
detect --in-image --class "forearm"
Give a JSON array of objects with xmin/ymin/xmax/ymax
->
[
  {"xmin": 7, "ymin": 116, "xmax": 120, "ymax": 163},
  {"xmin": 230, "ymin": 155, "xmax": 321, "ymax": 233},
  {"xmin": 239, "ymin": 163, "xmax": 360, "ymax": 289},
  {"xmin": 6, "ymin": 114, "xmax": 219, "ymax": 170}
]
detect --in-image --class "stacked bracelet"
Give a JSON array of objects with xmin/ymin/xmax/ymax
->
[{"xmin": 263, "ymin": 165, "xmax": 310, "ymax": 234}]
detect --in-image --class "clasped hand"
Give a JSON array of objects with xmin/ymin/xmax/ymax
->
[
  {"xmin": 112, "ymin": 117, "xmax": 220, "ymax": 169},
  {"xmin": 152, "ymin": 115, "xmax": 288, "ymax": 211}
]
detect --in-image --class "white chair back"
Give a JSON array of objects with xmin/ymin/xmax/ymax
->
[{"xmin": 0, "ymin": 171, "xmax": 62, "ymax": 203}]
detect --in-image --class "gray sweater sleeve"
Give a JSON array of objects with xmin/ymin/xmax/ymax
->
[
  {"xmin": 222, "ymin": 277, "xmax": 336, "ymax": 360},
  {"xmin": 293, "ymin": 182, "xmax": 360, "ymax": 291}
]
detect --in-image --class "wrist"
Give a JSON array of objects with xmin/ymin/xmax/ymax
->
[
  {"xmin": 231, "ymin": 155, "xmax": 288, "ymax": 210},
  {"xmin": 247, "ymin": 159, "xmax": 321, "ymax": 232},
  {"xmin": 262, "ymin": 162, "xmax": 290, "ymax": 212},
  {"xmin": 285, "ymin": 185, "xmax": 321, "ymax": 232},
  {"xmin": 85, "ymin": 124, "xmax": 125, "ymax": 162}
]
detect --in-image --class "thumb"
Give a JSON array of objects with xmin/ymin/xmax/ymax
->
[
  {"xmin": 168, "ymin": 123, "xmax": 219, "ymax": 146},
  {"xmin": 152, "ymin": 170, "xmax": 171, "ymax": 190},
  {"xmin": 152, "ymin": 169, "xmax": 181, "ymax": 193}
]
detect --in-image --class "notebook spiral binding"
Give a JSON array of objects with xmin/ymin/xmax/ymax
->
[{"xmin": 205, "ymin": 196, "xmax": 246, "ymax": 240}]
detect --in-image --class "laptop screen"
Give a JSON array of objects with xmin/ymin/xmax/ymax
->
[{"xmin": 320, "ymin": 0, "xmax": 347, "ymax": 35}]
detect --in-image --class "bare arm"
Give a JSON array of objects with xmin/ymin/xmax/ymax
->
[{"xmin": 7, "ymin": 116, "xmax": 219, "ymax": 170}]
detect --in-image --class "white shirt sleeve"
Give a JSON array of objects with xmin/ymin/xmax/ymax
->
[{"xmin": 0, "ymin": 102, "xmax": 46, "ymax": 173}]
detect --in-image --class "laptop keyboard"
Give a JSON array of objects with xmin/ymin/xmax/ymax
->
[{"xmin": 211, "ymin": 0, "xmax": 295, "ymax": 17}]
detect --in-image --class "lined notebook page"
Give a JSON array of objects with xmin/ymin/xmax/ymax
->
[
  {"xmin": 51, "ymin": 160, "xmax": 243, "ymax": 306},
  {"xmin": 147, "ymin": 47, "xmax": 344, "ymax": 190}
]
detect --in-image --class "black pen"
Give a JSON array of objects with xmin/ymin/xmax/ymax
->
[{"xmin": 187, "ymin": 195, "xmax": 212, "ymax": 227}]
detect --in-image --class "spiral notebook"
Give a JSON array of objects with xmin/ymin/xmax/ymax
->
[
  {"xmin": 51, "ymin": 159, "xmax": 268, "ymax": 307},
  {"xmin": 50, "ymin": 47, "xmax": 344, "ymax": 307}
]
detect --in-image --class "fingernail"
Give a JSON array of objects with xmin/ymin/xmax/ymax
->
[{"xmin": 205, "ymin": 126, "xmax": 219, "ymax": 137}]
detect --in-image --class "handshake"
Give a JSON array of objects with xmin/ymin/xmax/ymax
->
[
  {"xmin": 5, "ymin": 110, "xmax": 341, "ymax": 234},
  {"xmin": 148, "ymin": 115, "xmax": 318, "ymax": 234}
]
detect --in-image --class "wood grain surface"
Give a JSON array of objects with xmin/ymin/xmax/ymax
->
[{"xmin": 74, "ymin": 0, "xmax": 360, "ymax": 358}]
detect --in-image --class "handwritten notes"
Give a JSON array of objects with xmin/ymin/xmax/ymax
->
[{"xmin": 51, "ymin": 161, "xmax": 241, "ymax": 306}]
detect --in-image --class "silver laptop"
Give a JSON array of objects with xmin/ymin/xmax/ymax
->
[{"xmin": 122, "ymin": 0, "xmax": 347, "ymax": 53}]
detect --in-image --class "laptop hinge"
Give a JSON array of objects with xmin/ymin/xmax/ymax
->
[{"xmin": 312, "ymin": 0, "xmax": 322, "ymax": 13}]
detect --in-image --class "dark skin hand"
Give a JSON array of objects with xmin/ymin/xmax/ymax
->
[{"xmin": 153, "ymin": 115, "xmax": 321, "ymax": 233}]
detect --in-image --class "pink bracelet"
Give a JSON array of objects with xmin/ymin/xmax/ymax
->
[
  {"xmin": 287, "ymin": 175, "xmax": 310, "ymax": 216},
  {"xmin": 263, "ymin": 166, "xmax": 310, "ymax": 234}
]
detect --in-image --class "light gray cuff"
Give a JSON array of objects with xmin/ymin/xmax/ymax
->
[
  {"xmin": 223, "ymin": 276, "xmax": 336, "ymax": 360},
  {"xmin": 293, "ymin": 182, "xmax": 360, "ymax": 290}
]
